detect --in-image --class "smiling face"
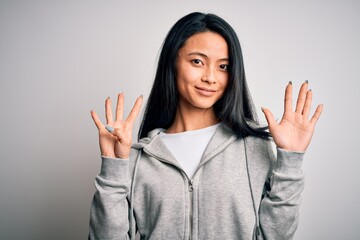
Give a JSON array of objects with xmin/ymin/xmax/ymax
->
[{"xmin": 176, "ymin": 31, "xmax": 229, "ymax": 112}]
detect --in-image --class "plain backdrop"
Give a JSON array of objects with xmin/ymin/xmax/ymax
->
[{"xmin": 0, "ymin": 0, "xmax": 359, "ymax": 239}]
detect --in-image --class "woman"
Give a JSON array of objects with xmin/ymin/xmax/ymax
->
[{"xmin": 89, "ymin": 12, "xmax": 323, "ymax": 240}]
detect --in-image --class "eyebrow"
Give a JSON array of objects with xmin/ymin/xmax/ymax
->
[{"xmin": 188, "ymin": 52, "xmax": 229, "ymax": 61}]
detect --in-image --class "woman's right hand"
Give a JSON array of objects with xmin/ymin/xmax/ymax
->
[{"xmin": 90, "ymin": 93, "xmax": 143, "ymax": 159}]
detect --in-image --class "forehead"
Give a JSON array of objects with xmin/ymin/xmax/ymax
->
[{"xmin": 179, "ymin": 31, "xmax": 228, "ymax": 56}]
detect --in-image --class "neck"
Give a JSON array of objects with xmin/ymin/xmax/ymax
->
[{"xmin": 166, "ymin": 102, "xmax": 219, "ymax": 134}]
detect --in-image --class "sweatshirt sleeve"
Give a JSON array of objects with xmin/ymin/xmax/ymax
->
[
  {"xmin": 88, "ymin": 156, "xmax": 132, "ymax": 240},
  {"xmin": 258, "ymin": 145, "xmax": 305, "ymax": 240}
]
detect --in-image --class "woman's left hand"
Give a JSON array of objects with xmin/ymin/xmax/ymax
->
[{"xmin": 261, "ymin": 81, "xmax": 323, "ymax": 152}]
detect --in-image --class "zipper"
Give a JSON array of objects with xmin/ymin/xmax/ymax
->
[
  {"xmin": 143, "ymin": 148, "xmax": 195, "ymax": 239},
  {"xmin": 188, "ymin": 179, "xmax": 193, "ymax": 240}
]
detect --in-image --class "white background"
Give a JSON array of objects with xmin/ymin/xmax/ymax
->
[{"xmin": 0, "ymin": 0, "xmax": 359, "ymax": 239}]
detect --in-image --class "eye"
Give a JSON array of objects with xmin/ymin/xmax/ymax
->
[
  {"xmin": 191, "ymin": 59, "xmax": 203, "ymax": 65},
  {"xmin": 219, "ymin": 64, "xmax": 229, "ymax": 71}
]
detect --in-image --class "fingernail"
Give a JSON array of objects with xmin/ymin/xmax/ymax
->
[
  {"xmin": 309, "ymin": 89, "xmax": 312, "ymax": 92},
  {"xmin": 140, "ymin": 94, "xmax": 143, "ymax": 98},
  {"xmin": 105, "ymin": 125, "xmax": 114, "ymax": 133},
  {"xmin": 107, "ymin": 96, "xmax": 110, "ymax": 99},
  {"xmin": 305, "ymin": 80, "xmax": 309, "ymax": 84},
  {"xmin": 289, "ymin": 81, "xmax": 292, "ymax": 85}
]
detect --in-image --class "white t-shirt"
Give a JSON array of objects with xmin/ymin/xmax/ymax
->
[{"xmin": 159, "ymin": 123, "xmax": 220, "ymax": 179}]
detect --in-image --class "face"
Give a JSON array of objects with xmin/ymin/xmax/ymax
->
[{"xmin": 176, "ymin": 31, "xmax": 229, "ymax": 111}]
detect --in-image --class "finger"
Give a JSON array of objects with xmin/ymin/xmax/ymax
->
[
  {"xmin": 310, "ymin": 104, "xmax": 323, "ymax": 125},
  {"xmin": 115, "ymin": 92, "xmax": 124, "ymax": 122},
  {"xmin": 295, "ymin": 80, "xmax": 308, "ymax": 114},
  {"xmin": 302, "ymin": 89, "xmax": 312, "ymax": 118},
  {"xmin": 91, "ymin": 110, "xmax": 104, "ymax": 130},
  {"xmin": 261, "ymin": 107, "xmax": 277, "ymax": 128},
  {"xmin": 105, "ymin": 97, "xmax": 114, "ymax": 125},
  {"xmin": 284, "ymin": 81, "xmax": 293, "ymax": 113},
  {"xmin": 126, "ymin": 95, "xmax": 144, "ymax": 124}
]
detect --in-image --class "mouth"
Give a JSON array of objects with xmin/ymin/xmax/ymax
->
[
  {"xmin": 195, "ymin": 86, "xmax": 216, "ymax": 92},
  {"xmin": 195, "ymin": 86, "xmax": 217, "ymax": 96}
]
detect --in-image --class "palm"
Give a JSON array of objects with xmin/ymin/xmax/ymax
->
[{"xmin": 262, "ymin": 81, "xmax": 323, "ymax": 152}]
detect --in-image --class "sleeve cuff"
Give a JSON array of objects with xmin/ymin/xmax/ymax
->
[
  {"xmin": 275, "ymin": 148, "xmax": 305, "ymax": 175},
  {"xmin": 99, "ymin": 155, "xmax": 129, "ymax": 182}
]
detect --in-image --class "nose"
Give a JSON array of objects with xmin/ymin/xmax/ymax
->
[{"xmin": 201, "ymin": 67, "xmax": 216, "ymax": 84}]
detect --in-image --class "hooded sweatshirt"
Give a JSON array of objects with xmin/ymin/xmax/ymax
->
[{"xmin": 89, "ymin": 124, "xmax": 305, "ymax": 240}]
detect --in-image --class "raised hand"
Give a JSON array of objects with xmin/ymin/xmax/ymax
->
[
  {"xmin": 91, "ymin": 93, "xmax": 143, "ymax": 159},
  {"xmin": 261, "ymin": 81, "xmax": 323, "ymax": 152}
]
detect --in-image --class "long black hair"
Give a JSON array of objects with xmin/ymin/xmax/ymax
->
[{"xmin": 138, "ymin": 12, "xmax": 270, "ymax": 140}]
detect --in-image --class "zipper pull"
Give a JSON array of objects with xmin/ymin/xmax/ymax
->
[{"xmin": 188, "ymin": 179, "xmax": 193, "ymax": 192}]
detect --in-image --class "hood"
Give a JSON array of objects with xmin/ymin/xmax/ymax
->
[
  {"xmin": 131, "ymin": 124, "xmax": 237, "ymax": 167},
  {"xmin": 132, "ymin": 128, "xmax": 166, "ymax": 150}
]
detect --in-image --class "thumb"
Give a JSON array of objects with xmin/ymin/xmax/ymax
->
[
  {"xmin": 105, "ymin": 126, "xmax": 124, "ymax": 142},
  {"xmin": 261, "ymin": 107, "xmax": 276, "ymax": 128},
  {"xmin": 112, "ymin": 127, "xmax": 132, "ymax": 146}
]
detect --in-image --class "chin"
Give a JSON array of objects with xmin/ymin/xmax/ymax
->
[
  {"xmin": 180, "ymin": 94, "xmax": 222, "ymax": 110},
  {"xmin": 191, "ymin": 100, "xmax": 218, "ymax": 110}
]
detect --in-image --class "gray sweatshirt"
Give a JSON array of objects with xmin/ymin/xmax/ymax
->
[{"xmin": 89, "ymin": 124, "xmax": 305, "ymax": 240}]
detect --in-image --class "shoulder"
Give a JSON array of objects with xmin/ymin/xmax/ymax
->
[
  {"xmin": 238, "ymin": 135, "xmax": 275, "ymax": 172},
  {"xmin": 244, "ymin": 135, "xmax": 271, "ymax": 151}
]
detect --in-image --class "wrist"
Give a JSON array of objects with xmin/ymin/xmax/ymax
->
[
  {"xmin": 102, "ymin": 152, "xmax": 116, "ymax": 158},
  {"xmin": 275, "ymin": 142, "xmax": 307, "ymax": 152},
  {"xmin": 115, "ymin": 149, "xmax": 130, "ymax": 159},
  {"xmin": 116, "ymin": 154, "xmax": 130, "ymax": 159}
]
